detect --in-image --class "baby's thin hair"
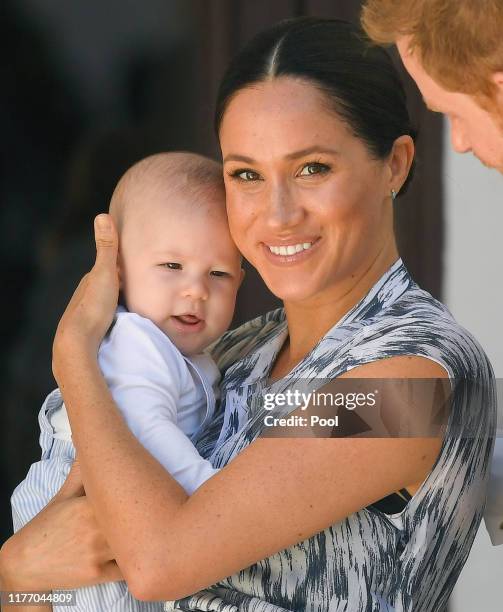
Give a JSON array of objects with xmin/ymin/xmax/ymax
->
[{"xmin": 109, "ymin": 152, "xmax": 225, "ymax": 232}]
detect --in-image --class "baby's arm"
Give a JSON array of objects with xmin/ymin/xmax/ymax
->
[
  {"xmin": 11, "ymin": 390, "xmax": 75, "ymax": 533},
  {"xmin": 8, "ymin": 393, "xmax": 75, "ymax": 612},
  {"xmin": 96, "ymin": 313, "xmax": 219, "ymax": 495}
]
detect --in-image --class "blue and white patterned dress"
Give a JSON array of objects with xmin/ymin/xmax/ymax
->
[{"xmin": 165, "ymin": 259, "xmax": 495, "ymax": 612}]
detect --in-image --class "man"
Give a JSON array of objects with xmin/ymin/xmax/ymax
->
[
  {"xmin": 362, "ymin": 0, "xmax": 503, "ymax": 172},
  {"xmin": 361, "ymin": 0, "xmax": 503, "ymax": 545}
]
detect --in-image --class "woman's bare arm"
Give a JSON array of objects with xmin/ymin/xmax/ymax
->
[
  {"xmin": 57, "ymin": 342, "xmax": 444, "ymax": 601},
  {"xmin": 31, "ymin": 215, "xmax": 444, "ymax": 601}
]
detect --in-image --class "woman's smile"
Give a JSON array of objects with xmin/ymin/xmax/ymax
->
[{"xmin": 262, "ymin": 236, "xmax": 322, "ymax": 265}]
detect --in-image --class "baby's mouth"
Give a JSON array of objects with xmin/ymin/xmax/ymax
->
[
  {"xmin": 170, "ymin": 314, "xmax": 206, "ymax": 334},
  {"xmin": 174, "ymin": 314, "xmax": 202, "ymax": 325}
]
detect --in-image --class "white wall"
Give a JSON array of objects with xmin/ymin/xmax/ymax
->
[{"xmin": 442, "ymin": 121, "xmax": 503, "ymax": 611}]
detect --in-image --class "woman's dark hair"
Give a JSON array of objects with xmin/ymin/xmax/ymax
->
[{"xmin": 215, "ymin": 17, "xmax": 416, "ymax": 193}]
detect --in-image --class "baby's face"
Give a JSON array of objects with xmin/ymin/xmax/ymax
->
[{"xmin": 119, "ymin": 190, "xmax": 243, "ymax": 355}]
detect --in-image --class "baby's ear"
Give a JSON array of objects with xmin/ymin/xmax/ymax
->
[
  {"xmin": 117, "ymin": 267, "xmax": 125, "ymax": 307},
  {"xmin": 116, "ymin": 253, "xmax": 124, "ymax": 290}
]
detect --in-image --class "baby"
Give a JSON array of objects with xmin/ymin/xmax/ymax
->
[{"xmin": 11, "ymin": 152, "xmax": 244, "ymax": 611}]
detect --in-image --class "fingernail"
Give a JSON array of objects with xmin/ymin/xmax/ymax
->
[{"xmin": 95, "ymin": 214, "xmax": 111, "ymax": 231}]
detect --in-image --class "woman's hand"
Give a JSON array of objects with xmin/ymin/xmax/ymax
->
[
  {"xmin": 52, "ymin": 214, "xmax": 119, "ymax": 382},
  {"xmin": 0, "ymin": 461, "xmax": 123, "ymax": 592}
]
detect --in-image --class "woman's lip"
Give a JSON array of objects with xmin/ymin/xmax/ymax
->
[
  {"xmin": 261, "ymin": 237, "xmax": 321, "ymax": 265},
  {"xmin": 170, "ymin": 315, "xmax": 205, "ymax": 334},
  {"xmin": 263, "ymin": 237, "xmax": 319, "ymax": 247}
]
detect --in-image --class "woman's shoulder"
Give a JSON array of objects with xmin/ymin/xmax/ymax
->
[
  {"xmin": 379, "ymin": 281, "xmax": 493, "ymax": 378},
  {"xmin": 208, "ymin": 308, "xmax": 286, "ymax": 372},
  {"xmin": 302, "ymin": 275, "xmax": 493, "ymax": 387},
  {"xmin": 327, "ymin": 279, "xmax": 493, "ymax": 382}
]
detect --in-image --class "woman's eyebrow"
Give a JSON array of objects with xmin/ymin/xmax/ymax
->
[
  {"xmin": 285, "ymin": 146, "xmax": 340, "ymax": 160},
  {"xmin": 223, "ymin": 147, "xmax": 339, "ymax": 164},
  {"xmin": 223, "ymin": 154, "xmax": 255, "ymax": 164}
]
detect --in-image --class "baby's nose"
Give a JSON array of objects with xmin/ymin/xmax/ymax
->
[{"xmin": 182, "ymin": 277, "xmax": 209, "ymax": 301}]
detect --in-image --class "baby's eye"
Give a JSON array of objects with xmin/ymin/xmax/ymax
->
[
  {"xmin": 229, "ymin": 169, "xmax": 262, "ymax": 182},
  {"xmin": 210, "ymin": 270, "xmax": 231, "ymax": 278},
  {"xmin": 298, "ymin": 162, "xmax": 330, "ymax": 176},
  {"xmin": 161, "ymin": 262, "xmax": 182, "ymax": 270}
]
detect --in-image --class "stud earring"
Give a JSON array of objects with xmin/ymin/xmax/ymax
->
[{"xmin": 391, "ymin": 189, "xmax": 397, "ymax": 201}]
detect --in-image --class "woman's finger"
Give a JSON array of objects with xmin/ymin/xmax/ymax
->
[
  {"xmin": 52, "ymin": 215, "xmax": 120, "ymax": 367},
  {"xmin": 93, "ymin": 214, "xmax": 119, "ymax": 275},
  {"xmin": 88, "ymin": 214, "xmax": 120, "ymax": 318}
]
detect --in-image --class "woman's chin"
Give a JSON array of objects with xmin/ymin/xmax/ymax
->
[{"xmin": 264, "ymin": 277, "xmax": 319, "ymax": 304}]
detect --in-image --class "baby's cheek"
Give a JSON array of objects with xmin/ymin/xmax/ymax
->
[
  {"xmin": 126, "ymin": 282, "xmax": 169, "ymax": 323},
  {"xmin": 214, "ymin": 290, "xmax": 237, "ymax": 333}
]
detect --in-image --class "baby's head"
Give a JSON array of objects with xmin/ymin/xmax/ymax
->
[{"xmin": 109, "ymin": 152, "xmax": 243, "ymax": 356}]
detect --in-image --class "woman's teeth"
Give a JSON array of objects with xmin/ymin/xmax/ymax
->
[{"xmin": 268, "ymin": 242, "xmax": 313, "ymax": 256}]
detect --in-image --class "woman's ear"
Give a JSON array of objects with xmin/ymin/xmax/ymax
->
[
  {"xmin": 239, "ymin": 267, "xmax": 246, "ymax": 288},
  {"xmin": 388, "ymin": 135, "xmax": 415, "ymax": 195}
]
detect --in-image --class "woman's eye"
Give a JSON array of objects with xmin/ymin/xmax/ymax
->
[
  {"xmin": 210, "ymin": 270, "xmax": 230, "ymax": 278},
  {"xmin": 298, "ymin": 162, "xmax": 330, "ymax": 177},
  {"xmin": 161, "ymin": 262, "xmax": 182, "ymax": 270},
  {"xmin": 230, "ymin": 169, "xmax": 261, "ymax": 182}
]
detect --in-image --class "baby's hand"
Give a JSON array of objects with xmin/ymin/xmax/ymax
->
[{"xmin": 53, "ymin": 214, "xmax": 119, "ymax": 380}]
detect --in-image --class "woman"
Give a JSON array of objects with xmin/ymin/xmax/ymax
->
[{"xmin": 0, "ymin": 18, "xmax": 495, "ymax": 611}]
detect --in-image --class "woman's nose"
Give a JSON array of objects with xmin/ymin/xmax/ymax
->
[{"xmin": 265, "ymin": 182, "xmax": 305, "ymax": 230}]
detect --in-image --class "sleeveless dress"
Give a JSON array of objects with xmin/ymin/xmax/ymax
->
[{"xmin": 165, "ymin": 259, "xmax": 495, "ymax": 612}]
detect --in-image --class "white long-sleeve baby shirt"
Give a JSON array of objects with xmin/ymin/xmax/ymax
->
[{"xmin": 50, "ymin": 306, "xmax": 220, "ymax": 494}]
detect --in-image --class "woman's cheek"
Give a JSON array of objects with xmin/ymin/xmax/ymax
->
[
  {"xmin": 227, "ymin": 198, "xmax": 259, "ymax": 253},
  {"xmin": 315, "ymin": 180, "xmax": 360, "ymax": 219}
]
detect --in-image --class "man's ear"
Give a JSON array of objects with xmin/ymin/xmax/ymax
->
[
  {"xmin": 493, "ymin": 72, "xmax": 503, "ymax": 104},
  {"xmin": 493, "ymin": 72, "xmax": 503, "ymax": 89}
]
